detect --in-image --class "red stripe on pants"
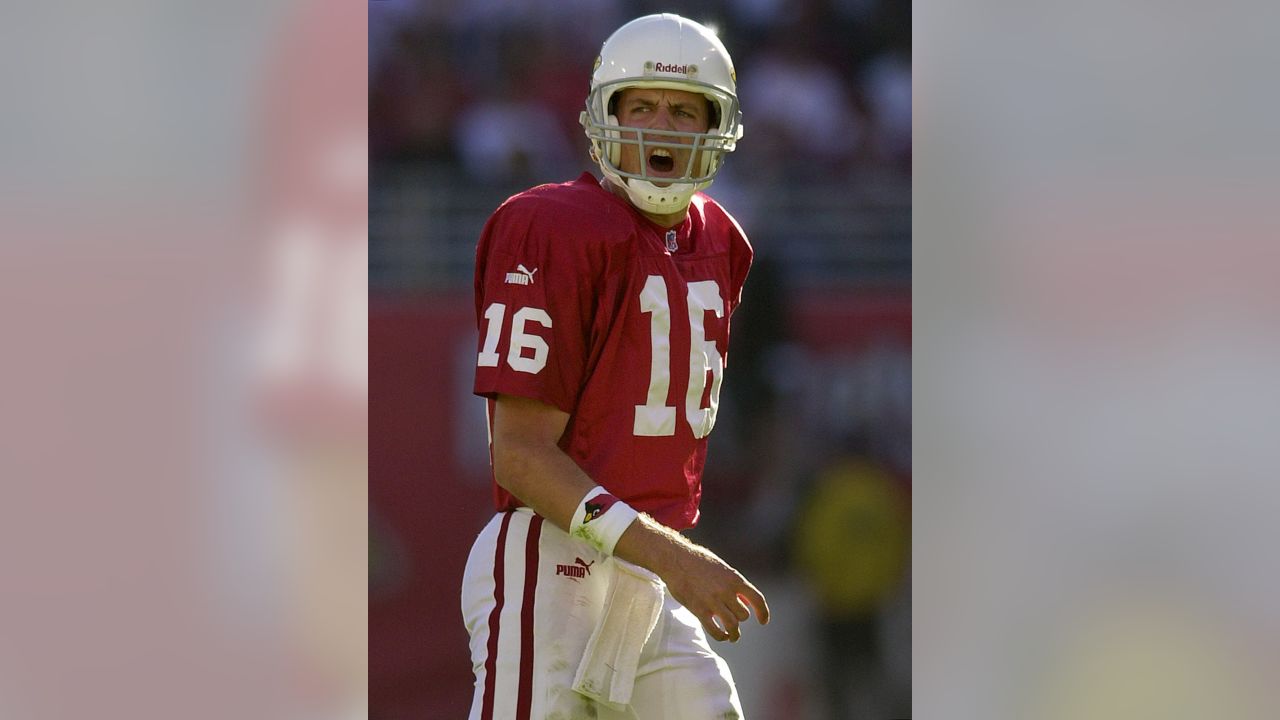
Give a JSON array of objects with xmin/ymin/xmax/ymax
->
[
  {"xmin": 515, "ymin": 515, "xmax": 543, "ymax": 719},
  {"xmin": 480, "ymin": 512, "xmax": 513, "ymax": 720}
]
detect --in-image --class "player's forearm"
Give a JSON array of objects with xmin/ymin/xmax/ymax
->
[
  {"xmin": 491, "ymin": 436, "xmax": 598, "ymax": 531},
  {"xmin": 489, "ymin": 392, "xmax": 709, "ymax": 583},
  {"xmin": 494, "ymin": 435, "xmax": 700, "ymax": 580},
  {"xmin": 613, "ymin": 512, "xmax": 715, "ymax": 581}
]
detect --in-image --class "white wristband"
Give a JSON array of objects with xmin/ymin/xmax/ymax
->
[{"xmin": 569, "ymin": 486, "xmax": 640, "ymax": 556}]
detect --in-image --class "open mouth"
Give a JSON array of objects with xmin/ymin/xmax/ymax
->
[{"xmin": 647, "ymin": 147, "xmax": 676, "ymax": 174}]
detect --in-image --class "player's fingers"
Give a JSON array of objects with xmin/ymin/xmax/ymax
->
[
  {"xmin": 714, "ymin": 611, "xmax": 741, "ymax": 643},
  {"xmin": 702, "ymin": 614, "xmax": 729, "ymax": 642},
  {"xmin": 726, "ymin": 595, "xmax": 751, "ymax": 623},
  {"xmin": 739, "ymin": 583, "xmax": 770, "ymax": 625}
]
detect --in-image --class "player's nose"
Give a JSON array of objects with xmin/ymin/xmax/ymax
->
[{"xmin": 653, "ymin": 106, "xmax": 678, "ymax": 129}]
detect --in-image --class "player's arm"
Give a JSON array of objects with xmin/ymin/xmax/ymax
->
[{"xmin": 491, "ymin": 393, "xmax": 770, "ymax": 642}]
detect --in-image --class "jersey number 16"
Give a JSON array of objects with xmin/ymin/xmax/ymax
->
[{"xmin": 477, "ymin": 276, "xmax": 725, "ymax": 440}]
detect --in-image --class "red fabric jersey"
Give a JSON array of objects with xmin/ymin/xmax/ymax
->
[{"xmin": 473, "ymin": 172, "xmax": 753, "ymax": 529}]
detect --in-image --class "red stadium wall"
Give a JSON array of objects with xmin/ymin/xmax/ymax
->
[
  {"xmin": 370, "ymin": 292, "xmax": 489, "ymax": 718},
  {"xmin": 369, "ymin": 287, "xmax": 910, "ymax": 719}
]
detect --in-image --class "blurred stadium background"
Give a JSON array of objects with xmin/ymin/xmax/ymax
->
[
  {"xmin": 12, "ymin": 0, "xmax": 1280, "ymax": 719},
  {"xmin": 369, "ymin": 1, "xmax": 911, "ymax": 718}
]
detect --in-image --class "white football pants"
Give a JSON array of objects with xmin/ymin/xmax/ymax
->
[{"xmin": 461, "ymin": 508, "xmax": 745, "ymax": 719}]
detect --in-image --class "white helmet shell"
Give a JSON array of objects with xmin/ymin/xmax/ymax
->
[{"xmin": 580, "ymin": 14, "xmax": 744, "ymax": 215}]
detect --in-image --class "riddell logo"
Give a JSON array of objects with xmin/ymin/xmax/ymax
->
[
  {"xmin": 654, "ymin": 61, "xmax": 688, "ymax": 74},
  {"xmin": 556, "ymin": 557, "xmax": 595, "ymax": 580}
]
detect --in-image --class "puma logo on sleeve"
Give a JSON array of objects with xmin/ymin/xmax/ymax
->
[{"xmin": 505, "ymin": 264, "xmax": 539, "ymax": 285}]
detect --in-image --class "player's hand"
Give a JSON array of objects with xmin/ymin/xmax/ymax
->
[{"xmin": 661, "ymin": 543, "xmax": 770, "ymax": 643}]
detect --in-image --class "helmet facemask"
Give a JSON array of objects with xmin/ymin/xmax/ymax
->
[
  {"xmin": 581, "ymin": 14, "xmax": 744, "ymax": 215},
  {"xmin": 582, "ymin": 80, "xmax": 741, "ymax": 214}
]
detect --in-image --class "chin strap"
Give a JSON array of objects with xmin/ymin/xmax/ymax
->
[
  {"xmin": 623, "ymin": 177, "xmax": 698, "ymax": 214},
  {"xmin": 602, "ymin": 168, "xmax": 700, "ymax": 214}
]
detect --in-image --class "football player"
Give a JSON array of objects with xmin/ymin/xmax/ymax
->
[{"xmin": 462, "ymin": 14, "xmax": 769, "ymax": 719}]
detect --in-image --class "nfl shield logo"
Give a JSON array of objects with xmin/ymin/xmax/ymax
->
[{"xmin": 665, "ymin": 229, "xmax": 678, "ymax": 252}]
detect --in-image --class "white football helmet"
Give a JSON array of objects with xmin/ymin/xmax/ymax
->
[{"xmin": 580, "ymin": 14, "xmax": 743, "ymax": 214}]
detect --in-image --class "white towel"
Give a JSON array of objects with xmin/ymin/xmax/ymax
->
[{"xmin": 571, "ymin": 558, "xmax": 666, "ymax": 710}]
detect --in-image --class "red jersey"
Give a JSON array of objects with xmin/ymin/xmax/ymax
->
[{"xmin": 473, "ymin": 172, "xmax": 753, "ymax": 529}]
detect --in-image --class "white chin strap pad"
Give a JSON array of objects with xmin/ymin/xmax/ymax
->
[{"xmin": 622, "ymin": 177, "xmax": 698, "ymax": 215}]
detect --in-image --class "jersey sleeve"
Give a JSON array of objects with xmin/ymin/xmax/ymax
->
[
  {"xmin": 472, "ymin": 198, "xmax": 601, "ymax": 415},
  {"xmin": 725, "ymin": 209, "xmax": 754, "ymax": 315}
]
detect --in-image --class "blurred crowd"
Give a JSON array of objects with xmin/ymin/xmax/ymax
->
[{"xmin": 370, "ymin": 0, "xmax": 911, "ymax": 184}]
